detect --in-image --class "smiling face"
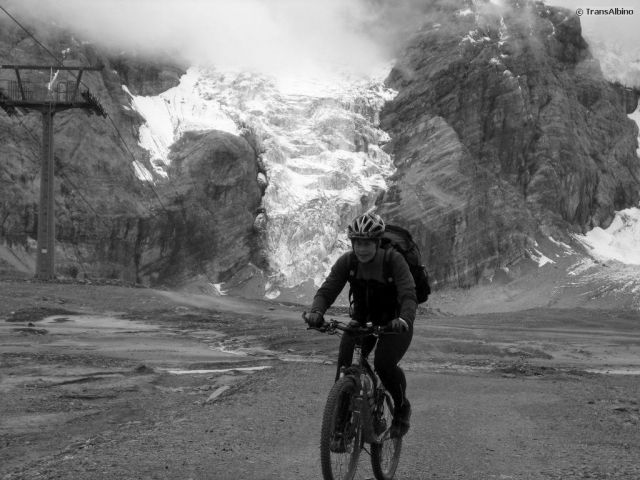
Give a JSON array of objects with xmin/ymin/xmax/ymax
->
[{"xmin": 352, "ymin": 238, "xmax": 378, "ymax": 263}]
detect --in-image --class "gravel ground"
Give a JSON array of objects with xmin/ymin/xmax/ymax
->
[{"xmin": 1, "ymin": 279, "xmax": 639, "ymax": 479}]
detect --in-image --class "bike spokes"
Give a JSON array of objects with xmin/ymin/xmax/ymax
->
[
  {"xmin": 320, "ymin": 378, "xmax": 363, "ymax": 480},
  {"xmin": 371, "ymin": 392, "xmax": 402, "ymax": 480}
]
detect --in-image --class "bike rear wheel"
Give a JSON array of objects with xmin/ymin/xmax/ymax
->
[
  {"xmin": 320, "ymin": 376, "xmax": 363, "ymax": 480},
  {"xmin": 371, "ymin": 390, "xmax": 402, "ymax": 480}
]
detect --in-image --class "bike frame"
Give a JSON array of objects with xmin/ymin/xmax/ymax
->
[
  {"xmin": 335, "ymin": 324, "xmax": 392, "ymax": 446},
  {"xmin": 308, "ymin": 315, "xmax": 403, "ymax": 480}
]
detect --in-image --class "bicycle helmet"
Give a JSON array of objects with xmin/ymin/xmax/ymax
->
[{"xmin": 347, "ymin": 212, "xmax": 385, "ymax": 239}]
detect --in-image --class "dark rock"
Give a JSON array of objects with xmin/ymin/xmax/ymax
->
[
  {"xmin": 379, "ymin": 0, "xmax": 640, "ymax": 288},
  {"xmin": 134, "ymin": 364, "xmax": 155, "ymax": 374},
  {"xmin": 139, "ymin": 130, "xmax": 263, "ymax": 285},
  {"xmin": 108, "ymin": 53, "xmax": 186, "ymax": 97}
]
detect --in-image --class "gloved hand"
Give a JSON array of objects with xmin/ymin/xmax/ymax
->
[
  {"xmin": 388, "ymin": 317, "xmax": 409, "ymax": 333},
  {"xmin": 304, "ymin": 311, "xmax": 325, "ymax": 328}
]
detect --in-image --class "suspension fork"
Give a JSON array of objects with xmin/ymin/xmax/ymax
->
[{"xmin": 354, "ymin": 373, "xmax": 382, "ymax": 444}]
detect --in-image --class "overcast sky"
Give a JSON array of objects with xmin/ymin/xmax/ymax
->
[
  {"xmin": 2, "ymin": 0, "xmax": 639, "ymax": 75},
  {"xmin": 4, "ymin": 0, "xmax": 391, "ymax": 76}
]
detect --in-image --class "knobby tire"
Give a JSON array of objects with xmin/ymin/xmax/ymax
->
[
  {"xmin": 370, "ymin": 390, "xmax": 402, "ymax": 480},
  {"xmin": 320, "ymin": 376, "xmax": 362, "ymax": 480}
]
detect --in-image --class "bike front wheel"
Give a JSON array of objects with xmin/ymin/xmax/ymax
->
[
  {"xmin": 371, "ymin": 390, "xmax": 402, "ymax": 480},
  {"xmin": 320, "ymin": 376, "xmax": 363, "ymax": 480}
]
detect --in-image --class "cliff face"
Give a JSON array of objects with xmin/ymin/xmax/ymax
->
[
  {"xmin": 109, "ymin": 53, "xmax": 185, "ymax": 97},
  {"xmin": 0, "ymin": 18, "xmax": 263, "ymax": 284},
  {"xmin": 379, "ymin": 0, "xmax": 640, "ymax": 287},
  {"xmin": 139, "ymin": 130, "xmax": 263, "ymax": 285},
  {"xmin": 2, "ymin": 4, "xmax": 639, "ymax": 294}
]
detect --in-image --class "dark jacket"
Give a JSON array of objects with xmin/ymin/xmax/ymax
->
[{"xmin": 311, "ymin": 248, "xmax": 417, "ymax": 326}]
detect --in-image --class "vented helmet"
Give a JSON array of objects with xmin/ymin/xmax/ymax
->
[{"xmin": 347, "ymin": 212, "xmax": 385, "ymax": 239}]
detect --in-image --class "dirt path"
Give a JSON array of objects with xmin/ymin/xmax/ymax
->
[{"xmin": 1, "ymin": 280, "xmax": 640, "ymax": 479}]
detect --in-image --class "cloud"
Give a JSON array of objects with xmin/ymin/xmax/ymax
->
[
  {"xmin": 2, "ymin": 0, "xmax": 638, "ymax": 82},
  {"xmin": 548, "ymin": 0, "xmax": 640, "ymax": 45},
  {"xmin": 2, "ymin": 0, "xmax": 397, "ymax": 76}
]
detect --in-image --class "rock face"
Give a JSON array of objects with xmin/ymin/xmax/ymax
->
[
  {"xmin": 379, "ymin": 0, "xmax": 640, "ymax": 288},
  {"xmin": 109, "ymin": 53, "xmax": 185, "ymax": 97},
  {"xmin": 140, "ymin": 130, "xmax": 263, "ymax": 285},
  {"xmin": 0, "ymin": 18, "xmax": 263, "ymax": 285},
  {"xmin": 2, "ymin": 4, "xmax": 639, "ymax": 294}
]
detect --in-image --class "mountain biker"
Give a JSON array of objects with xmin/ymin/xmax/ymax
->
[{"xmin": 304, "ymin": 212, "xmax": 417, "ymax": 437}]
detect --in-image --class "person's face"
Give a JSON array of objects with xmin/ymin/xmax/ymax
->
[{"xmin": 352, "ymin": 238, "xmax": 378, "ymax": 263}]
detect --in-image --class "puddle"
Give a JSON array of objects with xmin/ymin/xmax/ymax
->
[
  {"xmin": 211, "ymin": 343, "xmax": 282, "ymax": 358},
  {"xmin": 162, "ymin": 366, "xmax": 272, "ymax": 375},
  {"xmin": 401, "ymin": 361, "xmax": 494, "ymax": 374},
  {"xmin": 51, "ymin": 317, "xmax": 71, "ymax": 323},
  {"xmin": 280, "ymin": 354, "xmax": 328, "ymax": 364},
  {"xmin": 40, "ymin": 315, "xmax": 160, "ymax": 332},
  {"xmin": 213, "ymin": 345, "xmax": 249, "ymax": 356},
  {"xmin": 1, "ymin": 410, "xmax": 101, "ymax": 432},
  {"xmin": 585, "ymin": 368, "xmax": 640, "ymax": 375}
]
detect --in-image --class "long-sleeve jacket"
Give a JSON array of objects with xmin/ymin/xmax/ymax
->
[{"xmin": 310, "ymin": 247, "xmax": 417, "ymax": 326}]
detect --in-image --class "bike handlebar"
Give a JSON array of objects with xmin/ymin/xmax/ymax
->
[{"xmin": 303, "ymin": 313, "xmax": 395, "ymax": 336}]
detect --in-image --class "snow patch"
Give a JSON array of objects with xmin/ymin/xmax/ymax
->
[
  {"xmin": 498, "ymin": 17, "xmax": 509, "ymax": 45},
  {"xmin": 548, "ymin": 236, "xmax": 574, "ymax": 253},
  {"xmin": 132, "ymin": 161, "xmax": 154, "ymax": 181},
  {"xmin": 462, "ymin": 28, "xmax": 492, "ymax": 45},
  {"xmin": 573, "ymin": 208, "xmax": 640, "ymax": 265},
  {"xmin": 212, "ymin": 283, "xmax": 227, "ymax": 296},
  {"xmin": 568, "ymin": 258, "xmax": 598, "ymax": 276},
  {"xmin": 124, "ymin": 70, "xmax": 240, "ymax": 178},
  {"xmin": 528, "ymin": 248, "xmax": 555, "ymax": 267},
  {"xmin": 629, "ymin": 102, "xmax": 640, "ymax": 157}
]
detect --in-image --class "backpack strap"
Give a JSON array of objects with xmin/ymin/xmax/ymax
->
[
  {"xmin": 348, "ymin": 252, "xmax": 358, "ymax": 280},
  {"xmin": 382, "ymin": 247, "xmax": 393, "ymax": 285},
  {"xmin": 347, "ymin": 252, "xmax": 358, "ymax": 315}
]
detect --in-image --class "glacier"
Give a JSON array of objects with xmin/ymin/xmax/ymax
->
[
  {"xmin": 122, "ymin": 13, "xmax": 640, "ymax": 299},
  {"xmin": 574, "ymin": 208, "xmax": 640, "ymax": 265},
  {"xmin": 125, "ymin": 66, "xmax": 397, "ymax": 298}
]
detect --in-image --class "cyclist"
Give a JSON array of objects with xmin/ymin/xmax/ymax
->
[{"xmin": 304, "ymin": 212, "xmax": 417, "ymax": 437}]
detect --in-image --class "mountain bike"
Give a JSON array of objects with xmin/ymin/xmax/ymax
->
[{"xmin": 307, "ymin": 318, "xmax": 402, "ymax": 480}]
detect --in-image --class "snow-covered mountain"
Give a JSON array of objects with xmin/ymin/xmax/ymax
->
[
  {"xmin": 126, "ymin": 66, "xmax": 397, "ymax": 297},
  {"xmin": 1, "ymin": 0, "xmax": 639, "ymax": 308},
  {"xmin": 120, "ymin": 0, "xmax": 640, "ymax": 301}
]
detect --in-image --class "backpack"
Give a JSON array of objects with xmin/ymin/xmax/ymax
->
[{"xmin": 348, "ymin": 224, "xmax": 431, "ymax": 304}]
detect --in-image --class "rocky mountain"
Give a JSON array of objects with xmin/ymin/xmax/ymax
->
[
  {"xmin": 378, "ymin": 0, "xmax": 640, "ymax": 288},
  {"xmin": 0, "ymin": 17, "xmax": 264, "ymax": 286},
  {"xmin": 0, "ymin": 1, "xmax": 639, "ymax": 301}
]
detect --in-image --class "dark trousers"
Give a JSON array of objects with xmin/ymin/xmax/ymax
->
[{"xmin": 336, "ymin": 323, "xmax": 413, "ymax": 410}]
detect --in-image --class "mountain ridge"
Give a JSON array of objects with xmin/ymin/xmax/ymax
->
[
  {"xmin": 378, "ymin": 0, "xmax": 640, "ymax": 288},
  {"xmin": 0, "ymin": 2, "xmax": 639, "ymax": 305}
]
